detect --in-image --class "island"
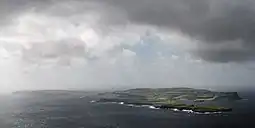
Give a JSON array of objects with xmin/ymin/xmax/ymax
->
[{"xmin": 97, "ymin": 88, "xmax": 241, "ymax": 113}]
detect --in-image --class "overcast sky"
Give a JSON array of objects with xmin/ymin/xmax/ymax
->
[{"xmin": 1, "ymin": 0, "xmax": 255, "ymax": 92}]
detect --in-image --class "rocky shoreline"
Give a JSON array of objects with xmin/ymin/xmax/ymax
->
[{"xmin": 97, "ymin": 99, "xmax": 232, "ymax": 113}]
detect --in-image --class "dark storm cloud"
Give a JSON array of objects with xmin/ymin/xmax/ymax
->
[
  {"xmin": 0, "ymin": 0, "xmax": 53, "ymax": 25},
  {"xmin": 2, "ymin": 0, "xmax": 255, "ymax": 62},
  {"xmin": 97, "ymin": 0, "xmax": 255, "ymax": 62},
  {"xmin": 195, "ymin": 49, "xmax": 255, "ymax": 62}
]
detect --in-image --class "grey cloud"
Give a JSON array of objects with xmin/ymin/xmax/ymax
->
[
  {"xmin": 2, "ymin": 0, "xmax": 255, "ymax": 62},
  {"xmin": 97, "ymin": 0, "xmax": 255, "ymax": 62},
  {"xmin": 0, "ymin": 0, "xmax": 98, "ymax": 23},
  {"xmin": 0, "ymin": 0, "xmax": 54, "ymax": 25},
  {"xmin": 22, "ymin": 38, "xmax": 87, "ymax": 65},
  {"xmin": 195, "ymin": 49, "xmax": 255, "ymax": 62},
  {"xmin": 2, "ymin": 0, "xmax": 255, "ymax": 91}
]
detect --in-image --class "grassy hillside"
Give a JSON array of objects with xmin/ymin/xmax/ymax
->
[{"xmin": 98, "ymin": 88, "xmax": 241, "ymax": 113}]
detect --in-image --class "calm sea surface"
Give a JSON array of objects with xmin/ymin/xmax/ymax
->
[{"xmin": 0, "ymin": 92, "xmax": 254, "ymax": 128}]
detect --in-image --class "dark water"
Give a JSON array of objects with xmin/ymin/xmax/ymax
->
[{"xmin": 0, "ymin": 92, "xmax": 255, "ymax": 128}]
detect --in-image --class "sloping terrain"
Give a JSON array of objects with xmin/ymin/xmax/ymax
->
[{"xmin": 98, "ymin": 88, "xmax": 241, "ymax": 113}]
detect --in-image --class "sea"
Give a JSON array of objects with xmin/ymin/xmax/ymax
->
[{"xmin": 0, "ymin": 91, "xmax": 254, "ymax": 128}]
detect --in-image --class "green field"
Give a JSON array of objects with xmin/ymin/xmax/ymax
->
[{"xmin": 98, "ymin": 88, "xmax": 241, "ymax": 113}]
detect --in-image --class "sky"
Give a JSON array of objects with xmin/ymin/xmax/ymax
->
[{"xmin": 1, "ymin": 0, "xmax": 255, "ymax": 92}]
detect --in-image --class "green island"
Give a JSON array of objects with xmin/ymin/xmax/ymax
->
[{"xmin": 98, "ymin": 88, "xmax": 241, "ymax": 113}]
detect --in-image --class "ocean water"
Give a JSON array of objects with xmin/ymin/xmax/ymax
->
[{"xmin": 0, "ymin": 92, "xmax": 254, "ymax": 128}]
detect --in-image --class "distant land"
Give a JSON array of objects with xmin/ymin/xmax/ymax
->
[
  {"xmin": 12, "ymin": 87, "xmax": 242, "ymax": 113},
  {"xmin": 97, "ymin": 87, "xmax": 242, "ymax": 113}
]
